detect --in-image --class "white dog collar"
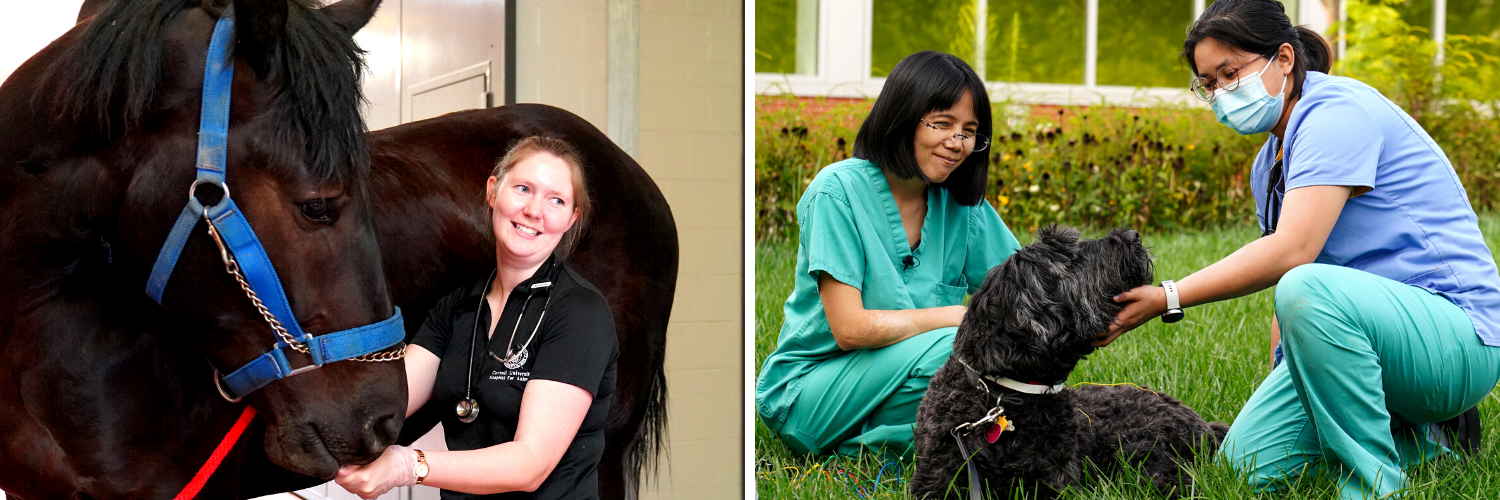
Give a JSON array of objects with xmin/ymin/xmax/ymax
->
[
  {"xmin": 990, "ymin": 376, "xmax": 1066, "ymax": 395},
  {"xmin": 957, "ymin": 358, "xmax": 1066, "ymax": 394}
]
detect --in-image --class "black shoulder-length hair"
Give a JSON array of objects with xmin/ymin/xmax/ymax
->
[
  {"xmin": 1182, "ymin": 0, "xmax": 1333, "ymax": 102},
  {"xmin": 853, "ymin": 50, "xmax": 992, "ymax": 206}
]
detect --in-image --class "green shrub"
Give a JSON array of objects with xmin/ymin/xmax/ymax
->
[
  {"xmin": 756, "ymin": 1, "xmax": 1500, "ymax": 244},
  {"xmin": 754, "ymin": 95, "xmax": 1265, "ymax": 242},
  {"xmin": 1337, "ymin": 0, "xmax": 1500, "ymax": 209}
]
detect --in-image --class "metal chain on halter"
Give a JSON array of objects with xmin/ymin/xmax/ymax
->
[{"xmin": 205, "ymin": 217, "xmax": 405, "ymax": 363}]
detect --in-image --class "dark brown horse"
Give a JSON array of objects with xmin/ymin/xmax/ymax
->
[{"xmin": 0, "ymin": 0, "xmax": 673, "ymax": 498}]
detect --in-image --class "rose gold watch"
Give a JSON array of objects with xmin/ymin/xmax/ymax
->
[{"xmin": 413, "ymin": 449, "xmax": 429, "ymax": 485}]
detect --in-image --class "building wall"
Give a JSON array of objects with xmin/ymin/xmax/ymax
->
[
  {"xmin": 514, "ymin": 0, "xmax": 610, "ymax": 131},
  {"xmin": 635, "ymin": 0, "xmax": 744, "ymax": 498}
]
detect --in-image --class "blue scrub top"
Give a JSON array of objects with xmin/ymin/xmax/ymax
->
[{"xmin": 1252, "ymin": 71, "xmax": 1500, "ymax": 347}]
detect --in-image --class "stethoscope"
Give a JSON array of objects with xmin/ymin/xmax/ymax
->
[
  {"xmin": 455, "ymin": 267, "xmax": 556, "ymax": 424},
  {"xmin": 1262, "ymin": 140, "xmax": 1286, "ymax": 237}
]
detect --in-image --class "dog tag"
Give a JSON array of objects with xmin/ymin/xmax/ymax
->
[{"xmin": 985, "ymin": 416, "xmax": 1009, "ymax": 443}]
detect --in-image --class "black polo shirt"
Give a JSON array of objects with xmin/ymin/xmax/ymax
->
[{"xmin": 410, "ymin": 255, "xmax": 617, "ymax": 500}]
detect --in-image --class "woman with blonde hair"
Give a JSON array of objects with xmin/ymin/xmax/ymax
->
[{"xmin": 338, "ymin": 136, "xmax": 617, "ymax": 499}]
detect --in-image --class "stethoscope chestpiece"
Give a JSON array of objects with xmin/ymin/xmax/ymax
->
[{"xmin": 456, "ymin": 398, "xmax": 480, "ymax": 423}]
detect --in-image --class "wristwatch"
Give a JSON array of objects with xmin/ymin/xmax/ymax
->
[
  {"xmin": 1160, "ymin": 280, "xmax": 1184, "ymax": 323},
  {"xmin": 413, "ymin": 449, "xmax": 429, "ymax": 485}
]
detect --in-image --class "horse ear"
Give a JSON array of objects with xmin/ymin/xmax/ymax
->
[
  {"xmin": 231, "ymin": 0, "xmax": 288, "ymax": 78},
  {"xmin": 77, "ymin": 0, "xmax": 111, "ymax": 23},
  {"xmin": 321, "ymin": 0, "xmax": 383, "ymax": 35}
]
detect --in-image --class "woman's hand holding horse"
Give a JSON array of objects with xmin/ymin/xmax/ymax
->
[{"xmin": 335, "ymin": 445, "xmax": 419, "ymax": 499}]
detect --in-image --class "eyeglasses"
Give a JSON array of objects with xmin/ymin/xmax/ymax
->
[
  {"xmin": 1189, "ymin": 55, "xmax": 1269, "ymax": 103},
  {"xmin": 919, "ymin": 119, "xmax": 990, "ymax": 152}
]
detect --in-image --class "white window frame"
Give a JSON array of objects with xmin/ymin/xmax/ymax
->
[
  {"xmin": 755, "ymin": 0, "xmax": 1202, "ymax": 107},
  {"xmin": 755, "ymin": 1, "xmax": 1452, "ymax": 108}
]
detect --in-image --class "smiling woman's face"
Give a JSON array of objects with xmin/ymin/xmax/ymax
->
[
  {"xmin": 912, "ymin": 90, "xmax": 979, "ymax": 184},
  {"xmin": 486, "ymin": 151, "xmax": 579, "ymax": 266}
]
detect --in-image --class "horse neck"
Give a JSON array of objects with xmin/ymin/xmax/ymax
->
[{"xmin": 0, "ymin": 143, "xmax": 214, "ymax": 399}]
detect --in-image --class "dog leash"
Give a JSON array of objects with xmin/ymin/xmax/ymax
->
[
  {"xmin": 948, "ymin": 428, "xmax": 986, "ymax": 500},
  {"xmin": 947, "ymin": 393, "xmax": 1014, "ymax": 500},
  {"xmin": 946, "ymin": 357, "xmax": 1062, "ymax": 499}
]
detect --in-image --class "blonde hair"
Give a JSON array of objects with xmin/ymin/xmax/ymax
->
[{"xmin": 488, "ymin": 136, "xmax": 591, "ymax": 258}]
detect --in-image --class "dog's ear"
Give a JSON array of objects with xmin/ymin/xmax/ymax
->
[
  {"xmin": 955, "ymin": 241, "xmax": 1069, "ymax": 378},
  {"xmin": 1033, "ymin": 224, "xmax": 1081, "ymax": 262}
]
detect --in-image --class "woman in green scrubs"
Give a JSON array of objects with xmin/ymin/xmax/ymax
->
[{"xmin": 756, "ymin": 50, "xmax": 1021, "ymax": 458}]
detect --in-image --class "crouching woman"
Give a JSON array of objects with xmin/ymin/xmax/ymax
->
[{"xmin": 755, "ymin": 51, "xmax": 1021, "ymax": 458}]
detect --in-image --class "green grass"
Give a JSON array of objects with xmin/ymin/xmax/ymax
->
[{"xmin": 753, "ymin": 217, "xmax": 1500, "ymax": 499}]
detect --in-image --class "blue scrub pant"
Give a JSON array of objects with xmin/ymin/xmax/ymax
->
[
  {"xmin": 773, "ymin": 327, "xmax": 955, "ymax": 459},
  {"xmin": 1220, "ymin": 264, "xmax": 1500, "ymax": 499}
]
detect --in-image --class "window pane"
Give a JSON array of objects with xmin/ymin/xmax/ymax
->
[
  {"xmin": 986, "ymin": 0, "xmax": 1086, "ymax": 84},
  {"xmin": 757, "ymin": 0, "xmax": 818, "ymax": 74},
  {"xmin": 1098, "ymin": 0, "xmax": 1194, "ymax": 88},
  {"xmin": 871, "ymin": 0, "xmax": 977, "ymax": 77},
  {"xmin": 1448, "ymin": 0, "xmax": 1500, "ymax": 58},
  {"xmin": 1389, "ymin": 0, "xmax": 1435, "ymax": 31}
]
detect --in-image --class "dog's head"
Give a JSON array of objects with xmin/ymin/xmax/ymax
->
[{"xmin": 954, "ymin": 225, "xmax": 1153, "ymax": 384}]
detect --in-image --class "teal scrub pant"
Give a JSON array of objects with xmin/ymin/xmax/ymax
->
[
  {"xmin": 1221, "ymin": 264, "xmax": 1500, "ymax": 500},
  {"xmin": 774, "ymin": 327, "xmax": 955, "ymax": 459}
]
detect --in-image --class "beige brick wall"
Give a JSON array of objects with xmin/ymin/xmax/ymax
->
[
  {"xmin": 636, "ymin": 0, "xmax": 744, "ymax": 497},
  {"xmin": 514, "ymin": 0, "xmax": 610, "ymax": 131},
  {"xmin": 516, "ymin": 0, "xmax": 744, "ymax": 498}
]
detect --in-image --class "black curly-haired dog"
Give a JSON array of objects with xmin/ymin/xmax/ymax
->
[{"xmin": 911, "ymin": 225, "xmax": 1229, "ymax": 500}]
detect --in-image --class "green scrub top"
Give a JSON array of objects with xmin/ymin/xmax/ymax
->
[{"xmin": 755, "ymin": 157, "xmax": 1021, "ymax": 430}]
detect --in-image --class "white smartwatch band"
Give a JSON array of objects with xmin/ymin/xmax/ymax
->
[{"xmin": 1161, "ymin": 280, "xmax": 1184, "ymax": 323}]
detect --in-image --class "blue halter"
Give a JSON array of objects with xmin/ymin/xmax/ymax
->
[{"xmin": 145, "ymin": 7, "xmax": 404, "ymax": 401}]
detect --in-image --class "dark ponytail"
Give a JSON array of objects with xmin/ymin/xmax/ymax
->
[{"xmin": 1182, "ymin": 0, "xmax": 1333, "ymax": 100}]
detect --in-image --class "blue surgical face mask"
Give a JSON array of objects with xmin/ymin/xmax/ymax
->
[{"xmin": 1210, "ymin": 60, "xmax": 1288, "ymax": 135}]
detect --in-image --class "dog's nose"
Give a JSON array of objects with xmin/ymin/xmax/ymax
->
[{"xmin": 1122, "ymin": 230, "xmax": 1140, "ymax": 243}]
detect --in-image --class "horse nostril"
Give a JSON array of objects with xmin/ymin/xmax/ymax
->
[
  {"xmin": 365, "ymin": 412, "xmax": 402, "ymax": 453},
  {"xmin": 1122, "ymin": 230, "xmax": 1140, "ymax": 243}
]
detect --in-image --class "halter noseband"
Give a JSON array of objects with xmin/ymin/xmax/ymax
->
[{"xmin": 145, "ymin": 6, "xmax": 404, "ymax": 402}]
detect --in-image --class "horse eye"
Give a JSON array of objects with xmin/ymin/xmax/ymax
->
[{"xmin": 300, "ymin": 199, "xmax": 333, "ymax": 224}]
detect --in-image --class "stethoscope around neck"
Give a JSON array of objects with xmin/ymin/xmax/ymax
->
[{"xmin": 455, "ymin": 266, "xmax": 556, "ymax": 424}]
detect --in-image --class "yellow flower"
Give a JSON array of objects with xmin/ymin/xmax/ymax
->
[
  {"xmin": 1002, "ymin": 154, "xmax": 1012, "ymax": 161},
  {"xmin": 1187, "ymin": 144, "xmax": 1196, "ymax": 150},
  {"xmin": 998, "ymin": 194, "xmax": 1010, "ymax": 205},
  {"xmin": 1023, "ymin": 162, "xmax": 1032, "ymax": 171}
]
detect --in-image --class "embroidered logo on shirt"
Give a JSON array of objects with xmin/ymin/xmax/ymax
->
[{"xmin": 503, "ymin": 347, "xmax": 529, "ymax": 370}]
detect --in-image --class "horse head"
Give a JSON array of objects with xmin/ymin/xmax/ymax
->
[{"xmin": 0, "ymin": 0, "xmax": 402, "ymax": 482}]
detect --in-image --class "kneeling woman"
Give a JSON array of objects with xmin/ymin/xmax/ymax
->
[
  {"xmin": 338, "ymin": 137, "xmax": 617, "ymax": 499},
  {"xmin": 755, "ymin": 51, "xmax": 1021, "ymax": 458},
  {"xmin": 1100, "ymin": 1, "xmax": 1500, "ymax": 499}
]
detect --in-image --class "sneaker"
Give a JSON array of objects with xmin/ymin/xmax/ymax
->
[{"xmin": 1428, "ymin": 406, "xmax": 1481, "ymax": 455}]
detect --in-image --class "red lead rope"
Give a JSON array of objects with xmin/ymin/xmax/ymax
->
[{"xmin": 173, "ymin": 406, "xmax": 258, "ymax": 500}]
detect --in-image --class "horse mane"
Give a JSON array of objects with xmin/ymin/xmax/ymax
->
[{"xmin": 36, "ymin": 0, "xmax": 369, "ymax": 184}]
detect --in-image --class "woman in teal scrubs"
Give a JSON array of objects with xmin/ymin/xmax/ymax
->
[
  {"xmin": 755, "ymin": 51, "xmax": 1020, "ymax": 458},
  {"xmin": 1097, "ymin": 1, "xmax": 1500, "ymax": 499}
]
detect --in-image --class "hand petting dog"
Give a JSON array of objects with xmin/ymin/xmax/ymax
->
[{"xmin": 1095, "ymin": 284, "xmax": 1169, "ymax": 347}]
